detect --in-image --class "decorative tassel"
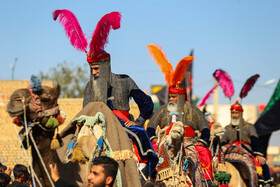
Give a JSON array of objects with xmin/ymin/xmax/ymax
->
[
  {"xmin": 51, "ymin": 127, "xmax": 60, "ymax": 150},
  {"xmin": 45, "ymin": 116, "xmax": 59, "ymax": 129},
  {"xmin": 256, "ymin": 166, "xmax": 263, "ymax": 176},
  {"xmin": 72, "ymin": 148, "xmax": 86, "ymax": 164}
]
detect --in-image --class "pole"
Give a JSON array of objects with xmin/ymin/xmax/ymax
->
[{"xmin": 11, "ymin": 57, "xmax": 18, "ymax": 80}]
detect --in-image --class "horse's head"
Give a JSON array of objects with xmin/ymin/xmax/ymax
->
[{"xmin": 6, "ymin": 84, "xmax": 60, "ymax": 127}]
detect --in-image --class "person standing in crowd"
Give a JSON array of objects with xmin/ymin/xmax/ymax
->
[
  {"xmin": 50, "ymin": 156, "xmax": 119, "ymax": 187},
  {"xmin": 10, "ymin": 164, "xmax": 29, "ymax": 187}
]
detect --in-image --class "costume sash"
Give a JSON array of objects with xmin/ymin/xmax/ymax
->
[{"xmin": 112, "ymin": 110, "xmax": 129, "ymax": 122}]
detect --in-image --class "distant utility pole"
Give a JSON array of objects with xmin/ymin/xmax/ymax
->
[{"xmin": 11, "ymin": 57, "xmax": 18, "ymax": 80}]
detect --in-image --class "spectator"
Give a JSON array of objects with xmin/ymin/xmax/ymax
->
[
  {"xmin": 49, "ymin": 163, "xmax": 76, "ymax": 187},
  {"xmin": 0, "ymin": 173, "xmax": 11, "ymax": 187},
  {"xmin": 87, "ymin": 156, "xmax": 119, "ymax": 187},
  {"xmin": 50, "ymin": 156, "xmax": 119, "ymax": 187},
  {"xmin": 10, "ymin": 164, "xmax": 29, "ymax": 187}
]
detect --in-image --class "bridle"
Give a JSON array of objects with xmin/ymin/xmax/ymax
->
[{"xmin": 27, "ymin": 87, "xmax": 60, "ymax": 125}]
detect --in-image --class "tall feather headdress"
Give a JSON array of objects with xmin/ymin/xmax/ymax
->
[
  {"xmin": 198, "ymin": 85, "xmax": 218, "ymax": 107},
  {"xmin": 53, "ymin": 10, "xmax": 121, "ymax": 63},
  {"xmin": 213, "ymin": 69, "xmax": 234, "ymax": 100},
  {"xmin": 239, "ymin": 74, "xmax": 260, "ymax": 99},
  {"xmin": 147, "ymin": 43, "xmax": 193, "ymax": 88},
  {"xmin": 53, "ymin": 9, "xmax": 88, "ymax": 53},
  {"xmin": 88, "ymin": 12, "xmax": 121, "ymax": 61}
]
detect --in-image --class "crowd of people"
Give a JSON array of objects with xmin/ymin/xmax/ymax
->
[{"xmin": 0, "ymin": 163, "xmax": 31, "ymax": 187}]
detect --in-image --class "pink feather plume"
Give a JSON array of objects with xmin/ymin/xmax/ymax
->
[
  {"xmin": 53, "ymin": 9, "xmax": 88, "ymax": 53},
  {"xmin": 239, "ymin": 74, "xmax": 260, "ymax": 99},
  {"xmin": 198, "ymin": 85, "xmax": 218, "ymax": 107},
  {"xmin": 89, "ymin": 12, "xmax": 121, "ymax": 58},
  {"xmin": 213, "ymin": 69, "xmax": 234, "ymax": 98}
]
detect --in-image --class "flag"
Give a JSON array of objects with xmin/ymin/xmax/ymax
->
[
  {"xmin": 255, "ymin": 79, "xmax": 280, "ymax": 156},
  {"xmin": 186, "ymin": 49, "xmax": 194, "ymax": 103}
]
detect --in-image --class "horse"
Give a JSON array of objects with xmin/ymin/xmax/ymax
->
[
  {"xmin": 155, "ymin": 121, "xmax": 206, "ymax": 187},
  {"xmin": 6, "ymin": 84, "xmax": 141, "ymax": 187}
]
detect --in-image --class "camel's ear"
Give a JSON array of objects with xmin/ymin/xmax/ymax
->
[{"xmin": 54, "ymin": 83, "xmax": 61, "ymax": 98}]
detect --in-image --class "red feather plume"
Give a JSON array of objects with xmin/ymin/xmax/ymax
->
[
  {"xmin": 53, "ymin": 9, "xmax": 88, "ymax": 53},
  {"xmin": 198, "ymin": 85, "xmax": 218, "ymax": 107},
  {"xmin": 171, "ymin": 56, "xmax": 194, "ymax": 86},
  {"xmin": 239, "ymin": 74, "xmax": 260, "ymax": 99},
  {"xmin": 89, "ymin": 12, "xmax": 121, "ymax": 58},
  {"xmin": 213, "ymin": 69, "xmax": 234, "ymax": 98}
]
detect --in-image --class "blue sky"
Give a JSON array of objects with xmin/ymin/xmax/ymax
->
[{"xmin": 1, "ymin": 0, "xmax": 279, "ymax": 105}]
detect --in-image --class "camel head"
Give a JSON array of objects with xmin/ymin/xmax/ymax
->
[
  {"xmin": 6, "ymin": 84, "xmax": 60, "ymax": 126},
  {"xmin": 157, "ymin": 121, "xmax": 185, "ymax": 147},
  {"xmin": 210, "ymin": 122, "xmax": 225, "ymax": 137}
]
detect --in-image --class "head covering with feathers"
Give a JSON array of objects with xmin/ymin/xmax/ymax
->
[
  {"xmin": 53, "ymin": 9, "xmax": 121, "ymax": 64},
  {"xmin": 147, "ymin": 43, "xmax": 193, "ymax": 95}
]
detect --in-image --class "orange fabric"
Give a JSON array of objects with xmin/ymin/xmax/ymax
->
[{"xmin": 131, "ymin": 138, "xmax": 148, "ymax": 163}]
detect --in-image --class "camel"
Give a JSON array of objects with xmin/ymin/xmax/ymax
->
[
  {"xmin": 155, "ymin": 121, "xmax": 206, "ymax": 187},
  {"xmin": 6, "ymin": 84, "xmax": 141, "ymax": 187}
]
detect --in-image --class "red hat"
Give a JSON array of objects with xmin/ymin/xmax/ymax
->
[{"xmin": 230, "ymin": 99, "xmax": 243, "ymax": 112}]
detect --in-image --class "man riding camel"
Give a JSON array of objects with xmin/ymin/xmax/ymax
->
[
  {"xmin": 82, "ymin": 12, "xmax": 158, "ymax": 184},
  {"xmin": 146, "ymin": 43, "xmax": 215, "ymax": 186},
  {"xmin": 54, "ymin": 10, "xmax": 158, "ymax": 186},
  {"xmin": 221, "ymin": 101, "xmax": 273, "ymax": 187}
]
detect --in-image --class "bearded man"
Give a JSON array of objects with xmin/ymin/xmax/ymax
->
[
  {"xmin": 147, "ymin": 85, "xmax": 214, "ymax": 184},
  {"xmin": 221, "ymin": 101, "xmax": 273, "ymax": 186},
  {"xmin": 81, "ymin": 14, "xmax": 158, "ymax": 185}
]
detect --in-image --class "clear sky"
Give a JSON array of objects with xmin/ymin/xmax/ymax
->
[{"xmin": 1, "ymin": 0, "xmax": 279, "ymax": 105}]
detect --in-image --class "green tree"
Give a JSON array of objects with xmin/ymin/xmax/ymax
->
[{"xmin": 40, "ymin": 61, "xmax": 89, "ymax": 98}]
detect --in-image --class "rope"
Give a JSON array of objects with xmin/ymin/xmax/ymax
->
[
  {"xmin": 22, "ymin": 94, "xmax": 54, "ymax": 187},
  {"xmin": 29, "ymin": 132, "xmax": 55, "ymax": 187},
  {"xmin": 12, "ymin": 124, "xmax": 42, "ymax": 187}
]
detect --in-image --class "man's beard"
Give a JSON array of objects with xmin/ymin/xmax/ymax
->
[
  {"xmin": 88, "ymin": 179, "xmax": 106, "ymax": 187},
  {"xmin": 231, "ymin": 117, "xmax": 241, "ymax": 127},
  {"xmin": 91, "ymin": 75, "xmax": 108, "ymax": 103},
  {"xmin": 167, "ymin": 101, "xmax": 178, "ymax": 112}
]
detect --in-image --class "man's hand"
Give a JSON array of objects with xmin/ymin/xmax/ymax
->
[
  {"xmin": 256, "ymin": 155, "xmax": 266, "ymax": 165},
  {"xmin": 195, "ymin": 142, "xmax": 205, "ymax": 147},
  {"xmin": 49, "ymin": 163, "xmax": 60, "ymax": 182},
  {"xmin": 125, "ymin": 120, "xmax": 137, "ymax": 127}
]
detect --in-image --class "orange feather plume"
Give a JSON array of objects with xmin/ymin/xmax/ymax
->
[
  {"xmin": 171, "ymin": 56, "xmax": 194, "ymax": 86},
  {"xmin": 147, "ymin": 44, "xmax": 173, "ymax": 85}
]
